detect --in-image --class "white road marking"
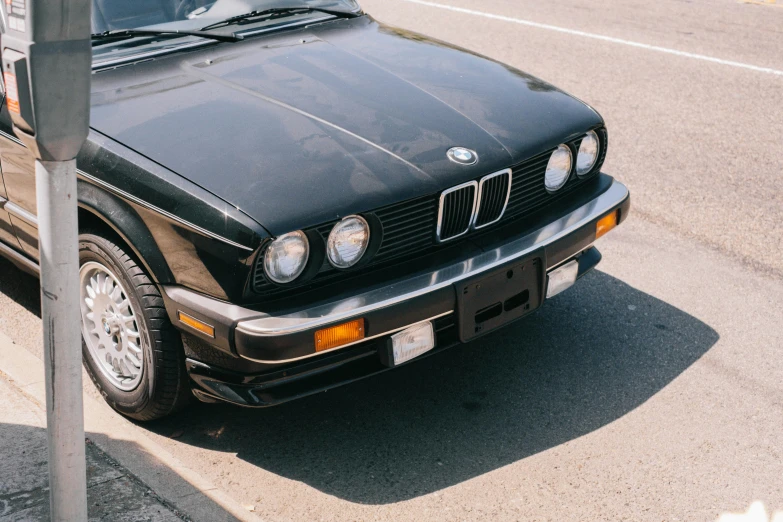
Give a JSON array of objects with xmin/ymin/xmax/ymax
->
[{"xmin": 401, "ymin": 0, "xmax": 783, "ymax": 77}]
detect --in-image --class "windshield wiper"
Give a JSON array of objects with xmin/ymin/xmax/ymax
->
[
  {"xmin": 200, "ymin": 7, "xmax": 360, "ymax": 32},
  {"xmin": 91, "ymin": 29, "xmax": 244, "ymax": 44}
]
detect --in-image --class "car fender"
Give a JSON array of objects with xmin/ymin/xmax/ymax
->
[{"xmin": 77, "ymin": 177, "xmax": 174, "ymax": 284}]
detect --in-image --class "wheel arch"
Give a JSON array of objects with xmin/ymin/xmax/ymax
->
[{"xmin": 77, "ymin": 178, "xmax": 174, "ymax": 285}]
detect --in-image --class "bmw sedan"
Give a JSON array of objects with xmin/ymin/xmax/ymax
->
[{"xmin": 0, "ymin": 0, "xmax": 630, "ymax": 420}]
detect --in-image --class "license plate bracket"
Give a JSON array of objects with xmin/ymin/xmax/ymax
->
[{"xmin": 456, "ymin": 256, "xmax": 544, "ymax": 342}]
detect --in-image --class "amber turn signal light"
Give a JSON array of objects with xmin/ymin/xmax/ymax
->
[
  {"xmin": 596, "ymin": 210, "xmax": 619, "ymax": 240},
  {"xmin": 178, "ymin": 312, "xmax": 215, "ymax": 338},
  {"xmin": 315, "ymin": 319, "xmax": 365, "ymax": 352}
]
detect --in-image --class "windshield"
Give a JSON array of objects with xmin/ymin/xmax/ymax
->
[{"xmin": 91, "ymin": 0, "xmax": 360, "ymax": 34}]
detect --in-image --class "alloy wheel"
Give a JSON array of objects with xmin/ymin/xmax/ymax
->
[{"xmin": 79, "ymin": 261, "xmax": 144, "ymax": 391}]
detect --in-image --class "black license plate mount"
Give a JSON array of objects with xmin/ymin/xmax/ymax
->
[{"xmin": 456, "ymin": 256, "xmax": 544, "ymax": 342}]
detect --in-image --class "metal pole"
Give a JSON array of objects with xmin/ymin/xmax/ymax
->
[{"xmin": 36, "ymin": 159, "xmax": 88, "ymax": 522}]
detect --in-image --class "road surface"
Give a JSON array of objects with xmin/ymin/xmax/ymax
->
[{"xmin": 0, "ymin": 1, "xmax": 781, "ymax": 520}]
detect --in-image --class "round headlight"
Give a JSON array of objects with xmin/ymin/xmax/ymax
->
[
  {"xmin": 576, "ymin": 131, "xmax": 600, "ymax": 176},
  {"xmin": 263, "ymin": 231, "xmax": 309, "ymax": 284},
  {"xmin": 327, "ymin": 215, "xmax": 370, "ymax": 268},
  {"xmin": 545, "ymin": 144, "xmax": 573, "ymax": 192}
]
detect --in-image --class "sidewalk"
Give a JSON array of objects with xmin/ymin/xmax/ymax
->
[
  {"xmin": 0, "ymin": 374, "xmax": 185, "ymax": 521},
  {"xmin": 0, "ymin": 330, "xmax": 258, "ymax": 522}
]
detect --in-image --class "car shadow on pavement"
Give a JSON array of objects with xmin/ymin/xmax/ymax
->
[
  {"xmin": 147, "ymin": 269, "xmax": 720, "ymax": 505},
  {"xmin": 0, "ymin": 258, "xmax": 41, "ymax": 317}
]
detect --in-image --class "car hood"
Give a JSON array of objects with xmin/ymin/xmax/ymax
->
[{"xmin": 90, "ymin": 16, "xmax": 602, "ymax": 236}]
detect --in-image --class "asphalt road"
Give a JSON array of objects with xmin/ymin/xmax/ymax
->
[{"xmin": 1, "ymin": 1, "xmax": 782, "ymax": 520}]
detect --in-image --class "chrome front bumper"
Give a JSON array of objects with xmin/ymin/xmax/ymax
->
[{"xmin": 163, "ymin": 178, "xmax": 629, "ymax": 366}]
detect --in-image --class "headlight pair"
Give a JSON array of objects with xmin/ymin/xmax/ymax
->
[
  {"xmin": 544, "ymin": 130, "xmax": 601, "ymax": 192},
  {"xmin": 263, "ymin": 215, "xmax": 371, "ymax": 284}
]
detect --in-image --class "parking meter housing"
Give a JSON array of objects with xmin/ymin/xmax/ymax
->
[{"xmin": 1, "ymin": 0, "xmax": 91, "ymax": 161}]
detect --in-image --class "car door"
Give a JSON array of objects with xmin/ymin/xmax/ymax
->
[
  {"xmin": 0, "ymin": 92, "xmax": 39, "ymax": 260},
  {"xmin": 0, "ymin": 73, "xmax": 23, "ymax": 251},
  {"xmin": 0, "ymin": 163, "xmax": 22, "ymax": 250}
]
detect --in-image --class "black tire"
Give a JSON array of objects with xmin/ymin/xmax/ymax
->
[{"xmin": 79, "ymin": 233, "xmax": 189, "ymax": 421}]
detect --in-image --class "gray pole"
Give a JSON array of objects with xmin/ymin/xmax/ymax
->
[
  {"xmin": 36, "ymin": 159, "xmax": 88, "ymax": 521},
  {"xmin": 1, "ymin": 0, "xmax": 92, "ymax": 518}
]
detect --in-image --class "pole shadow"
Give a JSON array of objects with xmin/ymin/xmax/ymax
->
[
  {"xmin": 0, "ymin": 420, "xmax": 241, "ymax": 521},
  {"xmin": 146, "ymin": 269, "xmax": 719, "ymax": 504}
]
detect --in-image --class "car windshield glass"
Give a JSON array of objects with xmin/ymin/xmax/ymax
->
[{"xmin": 91, "ymin": 0, "xmax": 359, "ymax": 38}]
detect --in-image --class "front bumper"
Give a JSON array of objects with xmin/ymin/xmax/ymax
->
[{"xmin": 162, "ymin": 177, "xmax": 630, "ymax": 406}]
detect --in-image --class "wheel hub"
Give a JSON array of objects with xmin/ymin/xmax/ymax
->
[{"xmin": 101, "ymin": 312, "xmax": 122, "ymax": 337}]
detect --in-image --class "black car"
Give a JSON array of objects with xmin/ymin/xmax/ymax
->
[{"xmin": 0, "ymin": 0, "xmax": 630, "ymax": 420}]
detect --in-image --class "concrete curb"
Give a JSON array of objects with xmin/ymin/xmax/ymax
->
[{"xmin": 0, "ymin": 330, "xmax": 264, "ymax": 522}]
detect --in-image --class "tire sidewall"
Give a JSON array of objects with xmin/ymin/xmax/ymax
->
[{"xmin": 79, "ymin": 235, "xmax": 157, "ymax": 416}]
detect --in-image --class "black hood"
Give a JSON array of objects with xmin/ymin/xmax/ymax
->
[{"xmin": 90, "ymin": 16, "xmax": 602, "ymax": 236}]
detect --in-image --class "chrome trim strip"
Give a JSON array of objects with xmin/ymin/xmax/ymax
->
[
  {"xmin": 238, "ymin": 311, "xmax": 454, "ymax": 364},
  {"xmin": 77, "ymin": 172, "xmax": 255, "ymax": 252},
  {"xmin": 0, "ymin": 238, "xmax": 39, "ymax": 274},
  {"xmin": 5, "ymin": 202, "xmax": 38, "ymax": 227},
  {"xmin": 472, "ymin": 168, "xmax": 512, "ymax": 230},
  {"xmin": 237, "ymin": 180, "xmax": 628, "ymax": 337},
  {"xmin": 0, "ymin": 129, "xmax": 23, "ymax": 145},
  {"xmin": 0, "ymin": 194, "xmax": 7, "ymax": 207},
  {"xmin": 435, "ymin": 180, "xmax": 478, "ymax": 243}
]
